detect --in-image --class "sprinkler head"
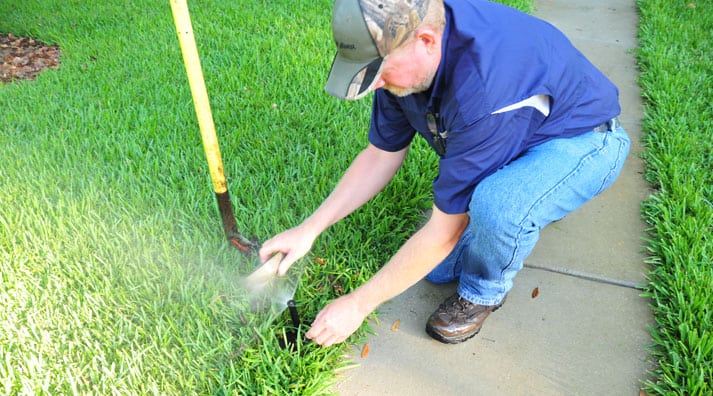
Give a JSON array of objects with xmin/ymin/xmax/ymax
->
[
  {"xmin": 278, "ymin": 299, "xmax": 301, "ymax": 350},
  {"xmin": 287, "ymin": 299, "xmax": 300, "ymax": 327}
]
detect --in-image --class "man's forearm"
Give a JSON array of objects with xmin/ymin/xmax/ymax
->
[
  {"xmin": 352, "ymin": 208, "xmax": 469, "ymax": 313},
  {"xmin": 302, "ymin": 144, "xmax": 408, "ymax": 236}
]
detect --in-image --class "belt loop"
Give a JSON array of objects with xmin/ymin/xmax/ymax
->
[
  {"xmin": 594, "ymin": 117, "xmax": 619, "ymax": 132},
  {"xmin": 609, "ymin": 117, "xmax": 619, "ymax": 131}
]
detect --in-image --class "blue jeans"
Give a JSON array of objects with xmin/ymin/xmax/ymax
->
[{"xmin": 425, "ymin": 126, "xmax": 631, "ymax": 306}]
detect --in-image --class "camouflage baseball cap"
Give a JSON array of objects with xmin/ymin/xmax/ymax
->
[{"xmin": 325, "ymin": 0, "xmax": 431, "ymax": 100}]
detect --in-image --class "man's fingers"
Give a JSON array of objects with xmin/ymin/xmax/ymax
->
[
  {"xmin": 304, "ymin": 311, "xmax": 347, "ymax": 346},
  {"xmin": 258, "ymin": 244, "xmax": 274, "ymax": 262},
  {"xmin": 306, "ymin": 328, "xmax": 333, "ymax": 346},
  {"xmin": 305, "ymin": 312, "xmax": 326, "ymax": 340},
  {"xmin": 320, "ymin": 335, "xmax": 338, "ymax": 347},
  {"xmin": 307, "ymin": 329, "xmax": 343, "ymax": 347},
  {"xmin": 258, "ymin": 243, "xmax": 301, "ymax": 274},
  {"xmin": 277, "ymin": 254, "xmax": 294, "ymax": 276}
]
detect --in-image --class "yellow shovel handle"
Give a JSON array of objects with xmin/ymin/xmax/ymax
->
[{"xmin": 170, "ymin": 0, "xmax": 227, "ymax": 194}]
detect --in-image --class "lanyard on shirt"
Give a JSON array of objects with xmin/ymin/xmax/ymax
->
[{"xmin": 426, "ymin": 112, "xmax": 448, "ymax": 157}]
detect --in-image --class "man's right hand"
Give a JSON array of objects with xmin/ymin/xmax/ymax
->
[{"xmin": 258, "ymin": 223, "xmax": 318, "ymax": 275}]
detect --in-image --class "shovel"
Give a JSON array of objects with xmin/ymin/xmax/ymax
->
[
  {"xmin": 169, "ymin": 0, "xmax": 299, "ymax": 313},
  {"xmin": 169, "ymin": 0, "xmax": 256, "ymax": 253}
]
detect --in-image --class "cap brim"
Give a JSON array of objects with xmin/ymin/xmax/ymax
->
[{"xmin": 325, "ymin": 55, "xmax": 383, "ymax": 100}]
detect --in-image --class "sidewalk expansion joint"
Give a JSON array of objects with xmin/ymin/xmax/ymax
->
[{"xmin": 524, "ymin": 262, "xmax": 646, "ymax": 290}]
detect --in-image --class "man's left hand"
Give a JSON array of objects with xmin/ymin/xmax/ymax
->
[{"xmin": 305, "ymin": 293, "xmax": 369, "ymax": 346}]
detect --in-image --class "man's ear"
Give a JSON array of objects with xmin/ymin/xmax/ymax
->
[{"xmin": 415, "ymin": 26, "xmax": 440, "ymax": 54}]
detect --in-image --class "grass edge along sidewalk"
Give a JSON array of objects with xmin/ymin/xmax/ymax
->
[
  {"xmin": 636, "ymin": 0, "xmax": 713, "ymax": 394},
  {"xmin": 0, "ymin": 0, "xmax": 710, "ymax": 394}
]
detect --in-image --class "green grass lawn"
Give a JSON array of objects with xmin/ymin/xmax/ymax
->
[
  {"xmin": 0, "ymin": 0, "xmax": 492, "ymax": 393},
  {"xmin": 637, "ymin": 0, "xmax": 713, "ymax": 394},
  {"xmin": 0, "ymin": 0, "xmax": 379, "ymax": 393}
]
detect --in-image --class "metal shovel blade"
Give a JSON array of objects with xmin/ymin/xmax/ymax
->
[
  {"xmin": 241, "ymin": 253, "xmax": 298, "ymax": 315},
  {"xmin": 242, "ymin": 252, "xmax": 284, "ymax": 292}
]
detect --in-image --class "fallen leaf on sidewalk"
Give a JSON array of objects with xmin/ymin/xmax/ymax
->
[
  {"xmin": 361, "ymin": 343, "xmax": 370, "ymax": 358},
  {"xmin": 391, "ymin": 319, "xmax": 401, "ymax": 331},
  {"xmin": 531, "ymin": 287, "xmax": 540, "ymax": 298}
]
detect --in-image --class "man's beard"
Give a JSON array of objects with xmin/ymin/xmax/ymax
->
[{"xmin": 385, "ymin": 68, "xmax": 436, "ymax": 97}]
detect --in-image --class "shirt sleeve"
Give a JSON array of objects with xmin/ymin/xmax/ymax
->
[
  {"xmin": 367, "ymin": 90, "xmax": 417, "ymax": 152},
  {"xmin": 434, "ymin": 106, "xmax": 546, "ymax": 214}
]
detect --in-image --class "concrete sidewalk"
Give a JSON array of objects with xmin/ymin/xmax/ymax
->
[{"xmin": 333, "ymin": 1, "xmax": 653, "ymax": 395}]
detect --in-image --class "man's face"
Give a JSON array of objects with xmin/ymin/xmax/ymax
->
[{"xmin": 372, "ymin": 39, "xmax": 439, "ymax": 97}]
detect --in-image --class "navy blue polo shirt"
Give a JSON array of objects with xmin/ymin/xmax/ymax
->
[{"xmin": 368, "ymin": 0, "xmax": 620, "ymax": 214}]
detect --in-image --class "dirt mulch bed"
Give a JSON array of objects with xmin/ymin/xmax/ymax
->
[{"xmin": 1, "ymin": 33, "xmax": 61, "ymax": 83}]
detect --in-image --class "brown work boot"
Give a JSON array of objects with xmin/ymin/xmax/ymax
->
[{"xmin": 426, "ymin": 293, "xmax": 505, "ymax": 344}]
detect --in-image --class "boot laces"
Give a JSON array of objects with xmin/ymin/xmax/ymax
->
[{"xmin": 443, "ymin": 294, "xmax": 474, "ymax": 315}]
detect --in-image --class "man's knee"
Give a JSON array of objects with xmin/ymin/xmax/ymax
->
[{"xmin": 468, "ymin": 186, "xmax": 523, "ymax": 233}]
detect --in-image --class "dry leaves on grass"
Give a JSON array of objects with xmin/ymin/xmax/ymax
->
[{"xmin": 1, "ymin": 33, "xmax": 61, "ymax": 83}]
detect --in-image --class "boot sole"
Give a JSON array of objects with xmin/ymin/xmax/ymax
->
[{"xmin": 425, "ymin": 325, "xmax": 481, "ymax": 344}]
